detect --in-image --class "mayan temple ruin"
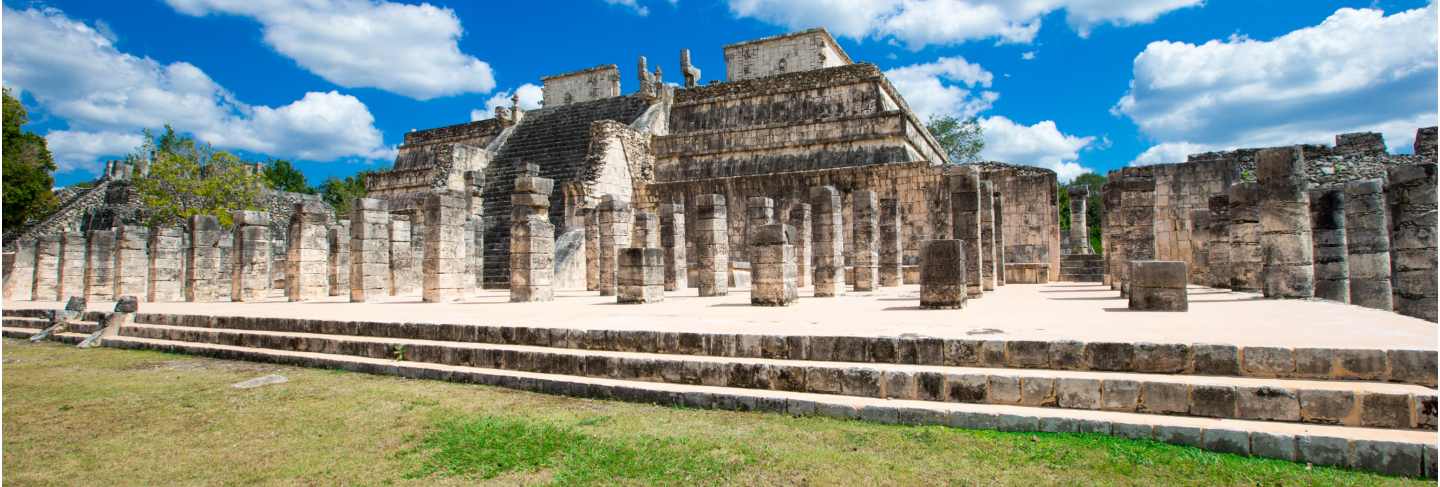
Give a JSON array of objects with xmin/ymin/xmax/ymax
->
[{"xmin": 3, "ymin": 29, "xmax": 1438, "ymax": 478}]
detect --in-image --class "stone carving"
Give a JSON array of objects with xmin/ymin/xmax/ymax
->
[
  {"xmin": 681, "ymin": 48, "xmax": 701, "ymax": 88},
  {"xmin": 186, "ymin": 216, "xmax": 225, "ymax": 302},
  {"xmin": 84, "ymin": 229, "xmax": 115, "ymax": 301},
  {"xmin": 948, "ymin": 170, "xmax": 983, "ymax": 297},
  {"xmin": 788, "ymin": 203, "xmax": 811, "ymax": 288},
  {"xmin": 978, "ymin": 181, "xmax": 997, "ymax": 291},
  {"xmin": 1228, "ymin": 183, "xmax": 1263, "ymax": 292}
]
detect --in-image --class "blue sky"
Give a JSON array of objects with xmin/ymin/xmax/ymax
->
[{"xmin": 4, "ymin": 0, "xmax": 1435, "ymax": 187}]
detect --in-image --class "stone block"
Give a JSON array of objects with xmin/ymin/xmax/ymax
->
[
  {"xmin": 1355, "ymin": 440, "xmax": 1423, "ymax": 477},
  {"xmin": 1250, "ymin": 432, "xmax": 1297, "ymax": 461},
  {"xmin": 1139, "ymin": 382, "xmax": 1187, "ymax": 414},
  {"xmin": 1100, "ymin": 379, "xmax": 1140, "ymax": 411},
  {"xmin": 919, "ymin": 239, "xmax": 966, "ymax": 308},
  {"xmin": 1298, "ymin": 389, "xmax": 1356, "ymax": 425},
  {"xmin": 1056, "ymin": 378, "xmax": 1101, "ymax": 409},
  {"xmin": 1360, "ymin": 393, "xmax": 1413, "ymax": 429},
  {"xmin": 1236, "ymin": 386, "xmax": 1300, "ymax": 422},
  {"xmin": 1203, "ymin": 429, "xmax": 1250, "ymax": 456},
  {"xmin": 1189, "ymin": 385, "xmax": 1237, "ymax": 418}
]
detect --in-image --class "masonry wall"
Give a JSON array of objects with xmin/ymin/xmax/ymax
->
[
  {"xmin": 976, "ymin": 164, "xmax": 1061, "ymax": 281},
  {"xmin": 542, "ymin": 65, "xmax": 621, "ymax": 106},
  {"xmin": 723, "ymin": 29, "xmax": 849, "ymax": 81},
  {"xmin": 1143, "ymin": 159, "xmax": 1242, "ymax": 283}
]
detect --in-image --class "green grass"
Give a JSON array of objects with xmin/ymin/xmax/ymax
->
[{"xmin": 2, "ymin": 340, "xmax": 1428, "ymax": 486}]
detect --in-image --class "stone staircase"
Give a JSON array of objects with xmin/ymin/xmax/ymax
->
[
  {"xmin": 2, "ymin": 308, "xmax": 110, "ymax": 345},
  {"xmin": 1059, "ymin": 254, "xmax": 1104, "ymax": 282},
  {"xmin": 4, "ymin": 308, "xmax": 1434, "ymax": 477}
]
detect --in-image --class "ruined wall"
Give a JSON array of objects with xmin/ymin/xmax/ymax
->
[
  {"xmin": 723, "ymin": 29, "xmax": 850, "ymax": 82},
  {"xmin": 975, "ymin": 163, "xmax": 1061, "ymax": 281},
  {"xmin": 1143, "ymin": 159, "xmax": 1242, "ymax": 283},
  {"xmin": 542, "ymin": 65, "xmax": 621, "ymax": 107}
]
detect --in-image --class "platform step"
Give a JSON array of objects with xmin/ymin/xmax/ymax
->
[
  {"xmin": 93, "ymin": 334, "xmax": 1438, "ymax": 478},
  {"xmin": 2, "ymin": 327, "xmax": 90, "ymax": 344},
  {"xmin": 2, "ymin": 317, "xmax": 102, "ymax": 334},
  {"xmin": 117, "ymin": 323, "xmax": 1437, "ymax": 431}
]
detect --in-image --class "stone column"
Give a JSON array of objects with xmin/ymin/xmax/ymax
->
[
  {"xmin": 1068, "ymin": 186, "xmax": 1091, "ymax": 254},
  {"xmin": 1101, "ymin": 182, "xmax": 1122, "ymax": 288},
  {"xmin": 388, "ymin": 216, "xmax": 416, "ymax": 296},
  {"xmin": 694, "ymin": 194, "xmax": 729, "ymax": 296},
  {"xmin": 148, "ymin": 227, "xmax": 183, "ymax": 302},
  {"xmin": 878, "ymin": 198, "xmax": 902, "ymax": 287},
  {"xmin": 585, "ymin": 208, "xmax": 600, "ymax": 291},
  {"xmin": 810, "ymin": 187, "xmax": 844, "ymax": 297},
  {"xmin": 186, "ymin": 215, "xmax": 224, "ymax": 302},
  {"xmin": 978, "ymin": 181, "xmax": 997, "ymax": 291},
  {"xmin": 1228, "ymin": 183, "xmax": 1263, "ymax": 292},
  {"xmin": 349, "ymin": 198, "xmax": 391, "ymax": 302},
  {"xmin": 746, "ymin": 196, "xmax": 775, "ymax": 259},
  {"xmin": 617, "ymin": 248, "xmax": 664, "ymax": 304},
  {"xmin": 59, "ymin": 231, "xmax": 86, "ymax": 300},
  {"xmin": 920, "ymin": 239, "xmax": 966, "ymax": 309},
  {"xmin": 85, "ymin": 230, "xmax": 116, "ymax": 301},
  {"xmin": 1118, "ymin": 171, "xmax": 1156, "ymax": 296},
  {"xmin": 232, "ymin": 211, "xmax": 272, "ymax": 302},
  {"xmin": 113, "ymin": 225, "xmax": 148, "ymax": 299},
  {"xmin": 33, "ymin": 235, "xmax": 60, "ymax": 301},
  {"xmin": 789, "ymin": 203, "xmax": 811, "ymax": 288},
  {"xmin": 1256, "ymin": 147, "xmax": 1314, "ymax": 299},
  {"xmin": 634, "ymin": 210, "xmax": 660, "ymax": 248},
  {"xmin": 1129, "ymin": 261, "xmax": 1187, "ymax": 311},
  {"xmin": 328, "ymin": 221, "xmax": 351, "ymax": 296},
  {"xmin": 948, "ymin": 170, "xmax": 983, "ymax": 297},
  {"xmin": 1386, "ymin": 163, "xmax": 1438, "ymax": 321},
  {"xmin": 660, "ymin": 203, "xmax": 688, "ymax": 291},
  {"xmin": 216, "ymin": 232, "xmax": 233, "ymax": 301},
  {"xmin": 597, "ymin": 195, "xmax": 632, "ymax": 297},
  {"xmin": 994, "ymin": 191, "xmax": 1006, "ymax": 285},
  {"xmin": 1206, "ymin": 195, "xmax": 1232, "ymax": 288},
  {"xmin": 463, "ymin": 217, "xmax": 482, "ymax": 296},
  {"xmin": 423, "ymin": 191, "xmax": 468, "ymax": 303},
  {"xmin": 1309, "ymin": 189, "xmax": 1349, "ymax": 303},
  {"xmin": 5, "ymin": 239, "xmax": 36, "ymax": 301},
  {"xmin": 851, "ymin": 190, "xmax": 879, "ymax": 291},
  {"xmin": 751, "ymin": 223, "xmax": 798, "ymax": 306},
  {"xmin": 286, "ymin": 202, "xmax": 330, "ymax": 301},
  {"xmin": 1344, "ymin": 179, "xmax": 1392, "ymax": 310},
  {"xmin": 511, "ymin": 166, "xmax": 555, "ymax": 302}
]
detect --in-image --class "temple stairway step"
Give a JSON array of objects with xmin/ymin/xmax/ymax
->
[
  {"xmin": 115, "ymin": 322, "xmax": 1437, "ymax": 431},
  {"xmin": 2, "ymin": 327, "xmax": 90, "ymax": 344},
  {"xmin": 91, "ymin": 333, "xmax": 1440, "ymax": 478}
]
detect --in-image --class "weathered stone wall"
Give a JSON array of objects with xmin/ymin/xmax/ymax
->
[
  {"xmin": 148, "ymin": 227, "xmax": 183, "ymax": 302},
  {"xmin": 1144, "ymin": 158, "xmax": 1241, "ymax": 281},
  {"xmin": 722, "ymin": 29, "xmax": 850, "ymax": 82},
  {"xmin": 976, "ymin": 163, "xmax": 1061, "ymax": 282},
  {"xmin": 542, "ymin": 65, "xmax": 621, "ymax": 106},
  {"xmin": 1386, "ymin": 163, "xmax": 1438, "ymax": 321}
]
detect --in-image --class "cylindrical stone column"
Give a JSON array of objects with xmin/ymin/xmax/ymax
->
[
  {"xmin": 1309, "ymin": 189, "xmax": 1349, "ymax": 303},
  {"xmin": 32, "ymin": 235, "xmax": 60, "ymax": 301},
  {"xmin": 58, "ymin": 230, "xmax": 86, "ymax": 300},
  {"xmin": 789, "ymin": 203, "xmax": 811, "ymax": 288},
  {"xmin": 1344, "ymin": 179, "xmax": 1392, "ymax": 310},
  {"xmin": 1068, "ymin": 186, "xmax": 1091, "ymax": 254},
  {"xmin": 186, "ymin": 215, "xmax": 224, "ymax": 302},
  {"xmin": 5, "ymin": 239, "xmax": 36, "ymax": 301},
  {"xmin": 660, "ymin": 203, "xmax": 688, "ymax": 291},
  {"xmin": 1386, "ymin": 163, "xmax": 1438, "ymax": 321},
  {"xmin": 597, "ymin": 195, "xmax": 632, "ymax": 297},
  {"xmin": 1206, "ymin": 195, "xmax": 1232, "ymax": 288},
  {"xmin": 949, "ymin": 170, "xmax": 983, "ymax": 297},
  {"xmin": 878, "ymin": 198, "xmax": 902, "ymax": 287},
  {"xmin": 694, "ymin": 194, "xmax": 729, "ymax": 296},
  {"xmin": 232, "ymin": 211, "xmax": 272, "ymax": 302},
  {"xmin": 287, "ymin": 201, "xmax": 331, "ymax": 301},
  {"xmin": 994, "ymin": 191, "xmax": 1006, "ymax": 285},
  {"xmin": 148, "ymin": 227, "xmax": 183, "ymax": 302},
  {"xmin": 349, "ymin": 198, "xmax": 391, "ymax": 302},
  {"xmin": 328, "ymin": 221, "xmax": 351, "ymax": 296},
  {"xmin": 851, "ymin": 190, "xmax": 879, "ymax": 291},
  {"xmin": 751, "ymin": 223, "xmax": 798, "ymax": 306},
  {"xmin": 113, "ymin": 225, "xmax": 148, "ymax": 299},
  {"xmin": 810, "ymin": 186, "xmax": 844, "ymax": 297},
  {"xmin": 424, "ymin": 192, "xmax": 468, "ymax": 303},
  {"xmin": 388, "ymin": 216, "xmax": 416, "ymax": 296},
  {"xmin": 511, "ymin": 167, "xmax": 555, "ymax": 303},
  {"xmin": 1256, "ymin": 147, "xmax": 1314, "ymax": 299},
  {"xmin": 979, "ymin": 181, "xmax": 997, "ymax": 291},
  {"xmin": 920, "ymin": 239, "xmax": 966, "ymax": 309},
  {"xmin": 617, "ymin": 248, "xmax": 664, "ymax": 304},
  {"xmin": 1228, "ymin": 183, "xmax": 1263, "ymax": 292}
]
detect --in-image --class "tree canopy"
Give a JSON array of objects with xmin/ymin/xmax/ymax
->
[
  {"xmin": 2, "ymin": 89, "xmax": 58, "ymax": 229},
  {"xmin": 262, "ymin": 159, "xmax": 314, "ymax": 194},
  {"xmin": 925, "ymin": 115, "xmax": 985, "ymax": 165},
  {"xmin": 1059, "ymin": 172, "xmax": 1106, "ymax": 254},
  {"xmin": 319, "ymin": 172, "xmax": 371, "ymax": 217},
  {"xmin": 131, "ymin": 126, "xmax": 267, "ymax": 227}
]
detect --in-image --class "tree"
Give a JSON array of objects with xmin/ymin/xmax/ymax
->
[
  {"xmin": 262, "ymin": 159, "xmax": 314, "ymax": 194},
  {"xmin": 319, "ymin": 172, "xmax": 371, "ymax": 217},
  {"xmin": 2, "ymin": 89, "xmax": 58, "ymax": 228},
  {"xmin": 1058, "ymin": 172, "xmax": 1106, "ymax": 254},
  {"xmin": 925, "ymin": 115, "xmax": 985, "ymax": 164},
  {"xmin": 131, "ymin": 126, "xmax": 267, "ymax": 228}
]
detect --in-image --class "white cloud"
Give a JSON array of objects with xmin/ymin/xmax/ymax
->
[
  {"xmin": 2, "ymin": 6, "xmax": 393, "ymax": 174},
  {"xmin": 979, "ymin": 116, "xmax": 1095, "ymax": 182},
  {"xmin": 883, "ymin": 56, "xmax": 997, "ymax": 121},
  {"xmin": 166, "ymin": 0, "xmax": 495, "ymax": 100},
  {"xmin": 1116, "ymin": 4, "xmax": 1438, "ymax": 165},
  {"xmin": 1129, "ymin": 141, "xmax": 1214, "ymax": 167},
  {"xmin": 1021, "ymin": 51, "xmax": 1036, "ymax": 61},
  {"xmin": 470, "ymin": 83, "xmax": 544, "ymax": 121},
  {"xmin": 727, "ymin": 0, "xmax": 1201, "ymax": 48},
  {"xmin": 603, "ymin": 0, "xmax": 650, "ymax": 16}
]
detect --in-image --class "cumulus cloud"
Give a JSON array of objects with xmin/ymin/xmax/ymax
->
[
  {"xmin": 1021, "ymin": 51, "xmax": 1036, "ymax": 61},
  {"xmin": 166, "ymin": 0, "xmax": 495, "ymax": 100},
  {"xmin": 3, "ymin": 6, "xmax": 393, "ymax": 174},
  {"xmin": 728, "ymin": 0, "xmax": 1201, "ymax": 47},
  {"xmin": 979, "ymin": 116, "xmax": 1095, "ymax": 182},
  {"xmin": 1116, "ymin": 4, "xmax": 1438, "ymax": 165},
  {"xmin": 883, "ymin": 57, "xmax": 997, "ymax": 121},
  {"xmin": 603, "ymin": 0, "xmax": 650, "ymax": 16},
  {"xmin": 470, "ymin": 83, "xmax": 544, "ymax": 121}
]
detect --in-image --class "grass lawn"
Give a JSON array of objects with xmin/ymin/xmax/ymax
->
[{"xmin": 2, "ymin": 339, "xmax": 1426, "ymax": 486}]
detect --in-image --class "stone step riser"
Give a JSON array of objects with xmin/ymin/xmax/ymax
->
[
  {"xmin": 118, "ymin": 324, "xmax": 1437, "ymax": 431},
  {"xmin": 129, "ymin": 312, "xmax": 1439, "ymax": 387},
  {"xmin": 98, "ymin": 335, "xmax": 1440, "ymax": 479},
  {"xmin": 2, "ymin": 328, "xmax": 86, "ymax": 344},
  {"xmin": 3, "ymin": 318, "xmax": 102, "ymax": 334}
]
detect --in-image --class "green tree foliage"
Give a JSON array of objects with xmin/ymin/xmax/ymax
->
[
  {"xmin": 131, "ymin": 126, "xmax": 267, "ymax": 227},
  {"xmin": 2, "ymin": 89, "xmax": 58, "ymax": 228},
  {"xmin": 262, "ymin": 159, "xmax": 314, "ymax": 194},
  {"xmin": 925, "ymin": 115, "xmax": 985, "ymax": 164},
  {"xmin": 319, "ymin": 172, "xmax": 371, "ymax": 217},
  {"xmin": 1058, "ymin": 172, "xmax": 1107, "ymax": 254}
]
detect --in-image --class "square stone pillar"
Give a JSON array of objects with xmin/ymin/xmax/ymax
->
[
  {"xmin": 788, "ymin": 203, "xmax": 811, "ymax": 288},
  {"xmin": 947, "ymin": 170, "xmax": 983, "ymax": 298},
  {"xmin": 286, "ymin": 201, "xmax": 330, "ymax": 301},
  {"xmin": 464, "ymin": 217, "xmax": 483, "ymax": 296},
  {"xmin": 810, "ymin": 187, "xmax": 844, "ymax": 297},
  {"xmin": 85, "ymin": 230, "xmax": 116, "ymax": 301},
  {"xmin": 747, "ymin": 196, "xmax": 775, "ymax": 260},
  {"xmin": 33, "ymin": 235, "xmax": 60, "ymax": 301},
  {"xmin": 751, "ymin": 223, "xmax": 798, "ymax": 306},
  {"xmin": 920, "ymin": 239, "xmax": 966, "ymax": 309},
  {"xmin": 994, "ymin": 191, "xmax": 1006, "ymax": 285},
  {"xmin": 1128, "ymin": 261, "xmax": 1187, "ymax": 311},
  {"xmin": 851, "ymin": 190, "xmax": 879, "ymax": 291},
  {"xmin": 217, "ymin": 232, "xmax": 234, "ymax": 301},
  {"xmin": 1101, "ymin": 182, "xmax": 1122, "ymax": 289},
  {"xmin": 617, "ymin": 248, "xmax": 664, "ymax": 304},
  {"xmin": 694, "ymin": 194, "xmax": 729, "ymax": 296},
  {"xmin": 1228, "ymin": 183, "xmax": 1263, "ymax": 292},
  {"xmin": 186, "ymin": 215, "xmax": 224, "ymax": 302},
  {"xmin": 1309, "ymin": 189, "xmax": 1349, "ymax": 303},
  {"xmin": 423, "ymin": 191, "xmax": 468, "ymax": 303},
  {"xmin": 148, "ymin": 227, "xmax": 183, "ymax": 302},
  {"xmin": 633, "ymin": 210, "xmax": 660, "ymax": 249},
  {"xmin": 511, "ymin": 166, "xmax": 556, "ymax": 302},
  {"xmin": 5, "ymin": 239, "xmax": 36, "ymax": 301},
  {"xmin": 349, "ymin": 198, "xmax": 391, "ymax": 302},
  {"xmin": 1117, "ymin": 172, "xmax": 1156, "ymax": 297},
  {"xmin": 1344, "ymin": 179, "xmax": 1392, "ymax": 310},
  {"xmin": 113, "ymin": 225, "xmax": 148, "ymax": 299},
  {"xmin": 59, "ymin": 231, "xmax": 86, "ymax": 300},
  {"xmin": 1205, "ymin": 195, "xmax": 1232, "ymax": 289},
  {"xmin": 585, "ymin": 208, "xmax": 600, "ymax": 291},
  {"xmin": 1257, "ymin": 147, "xmax": 1314, "ymax": 299},
  {"xmin": 1068, "ymin": 186, "xmax": 1091, "ymax": 254},
  {"xmin": 660, "ymin": 203, "xmax": 688, "ymax": 291},
  {"xmin": 387, "ymin": 216, "xmax": 416, "ymax": 296},
  {"xmin": 597, "ymin": 195, "xmax": 632, "ymax": 297},
  {"xmin": 232, "ymin": 211, "xmax": 272, "ymax": 302},
  {"xmin": 328, "ymin": 221, "xmax": 351, "ymax": 296},
  {"xmin": 878, "ymin": 198, "xmax": 901, "ymax": 287},
  {"xmin": 1386, "ymin": 163, "xmax": 1438, "ymax": 321},
  {"xmin": 978, "ymin": 181, "xmax": 997, "ymax": 291}
]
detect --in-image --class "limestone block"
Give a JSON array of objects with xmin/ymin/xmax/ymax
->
[
  {"xmin": 1228, "ymin": 183, "xmax": 1263, "ymax": 292},
  {"xmin": 948, "ymin": 169, "xmax": 983, "ymax": 297},
  {"xmin": 287, "ymin": 202, "xmax": 331, "ymax": 302},
  {"xmin": 1256, "ymin": 147, "xmax": 1314, "ymax": 299},
  {"xmin": 919, "ymin": 239, "xmax": 966, "ymax": 309},
  {"xmin": 878, "ymin": 198, "xmax": 901, "ymax": 286},
  {"xmin": 617, "ymin": 248, "xmax": 664, "ymax": 304},
  {"xmin": 694, "ymin": 194, "xmax": 729, "ymax": 297},
  {"xmin": 851, "ymin": 190, "xmax": 879, "ymax": 291},
  {"xmin": 32, "ymin": 235, "xmax": 61, "ymax": 301},
  {"xmin": 597, "ymin": 195, "xmax": 632, "ymax": 297},
  {"xmin": 1344, "ymin": 179, "xmax": 1394, "ymax": 310},
  {"xmin": 186, "ymin": 216, "xmax": 224, "ymax": 302},
  {"xmin": 1003, "ymin": 263, "xmax": 1048, "ymax": 284},
  {"xmin": 659, "ymin": 204, "xmax": 688, "ymax": 291},
  {"xmin": 112, "ymin": 225, "xmax": 148, "ymax": 299},
  {"xmin": 58, "ymin": 231, "xmax": 87, "ymax": 300},
  {"xmin": 788, "ymin": 203, "xmax": 811, "ymax": 288},
  {"xmin": 349, "ymin": 198, "xmax": 390, "ymax": 302},
  {"xmin": 1385, "ymin": 163, "xmax": 1438, "ymax": 322},
  {"xmin": 1128, "ymin": 260, "xmax": 1187, "ymax": 311},
  {"xmin": 978, "ymin": 181, "xmax": 997, "ymax": 291},
  {"xmin": 231, "ymin": 212, "xmax": 272, "ymax": 302},
  {"xmin": 750, "ymin": 223, "xmax": 797, "ymax": 306},
  {"xmin": 81, "ymin": 230, "xmax": 115, "ymax": 301},
  {"xmin": 5, "ymin": 239, "xmax": 36, "ymax": 301},
  {"xmin": 633, "ymin": 211, "xmax": 660, "ymax": 249},
  {"xmin": 424, "ymin": 192, "xmax": 468, "ymax": 303}
]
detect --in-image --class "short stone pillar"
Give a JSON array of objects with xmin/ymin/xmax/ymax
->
[
  {"xmin": 597, "ymin": 195, "xmax": 632, "ymax": 297},
  {"xmin": 511, "ymin": 167, "xmax": 556, "ymax": 302},
  {"xmin": 1309, "ymin": 189, "xmax": 1349, "ymax": 303},
  {"xmin": 147, "ymin": 227, "xmax": 183, "ymax": 302},
  {"xmin": 186, "ymin": 215, "xmax": 225, "ymax": 302},
  {"xmin": 1118, "ymin": 171, "xmax": 1156, "ymax": 296},
  {"xmin": 1101, "ymin": 182, "xmax": 1122, "ymax": 289},
  {"xmin": 694, "ymin": 194, "xmax": 729, "ymax": 296},
  {"xmin": 1344, "ymin": 179, "xmax": 1393, "ymax": 311},
  {"xmin": 1005, "ymin": 263, "xmax": 1050, "ymax": 284},
  {"xmin": 993, "ymin": 191, "xmax": 1007, "ymax": 285},
  {"xmin": 85, "ymin": 230, "xmax": 116, "ymax": 301},
  {"xmin": 5, "ymin": 239, "xmax": 36, "ymax": 301},
  {"xmin": 232, "ymin": 211, "xmax": 272, "ymax": 301},
  {"xmin": 751, "ymin": 223, "xmax": 798, "ymax": 306},
  {"xmin": 33, "ymin": 235, "xmax": 60, "ymax": 301},
  {"xmin": 633, "ymin": 210, "xmax": 660, "ymax": 249},
  {"xmin": 1205, "ymin": 195, "xmax": 1232, "ymax": 288},
  {"xmin": 327, "ymin": 221, "xmax": 351, "ymax": 296},
  {"xmin": 979, "ymin": 181, "xmax": 998, "ymax": 291},
  {"xmin": 851, "ymin": 190, "xmax": 879, "ymax": 291},
  {"xmin": 746, "ymin": 196, "xmax": 775, "ymax": 261},
  {"xmin": 287, "ymin": 201, "xmax": 331, "ymax": 301},
  {"xmin": 1227, "ymin": 183, "xmax": 1263, "ymax": 292},
  {"xmin": 388, "ymin": 216, "xmax": 417, "ymax": 296},
  {"xmin": 617, "ymin": 248, "xmax": 664, "ymax": 304},
  {"xmin": 789, "ymin": 203, "xmax": 811, "ymax": 288},
  {"xmin": 349, "ymin": 198, "xmax": 391, "ymax": 302},
  {"xmin": 919, "ymin": 239, "xmax": 967, "ymax": 309},
  {"xmin": 59, "ymin": 231, "xmax": 86, "ymax": 300},
  {"xmin": 809, "ymin": 186, "xmax": 845, "ymax": 297},
  {"xmin": 659, "ymin": 203, "xmax": 688, "ymax": 291},
  {"xmin": 878, "ymin": 198, "xmax": 902, "ymax": 287},
  {"xmin": 1128, "ymin": 261, "xmax": 1188, "ymax": 311},
  {"xmin": 113, "ymin": 225, "xmax": 148, "ymax": 299},
  {"xmin": 1386, "ymin": 163, "xmax": 1438, "ymax": 321},
  {"xmin": 948, "ymin": 169, "xmax": 983, "ymax": 297},
  {"xmin": 1256, "ymin": 147, "xmax": 1314, "ymax": 299},
  {"xmin": 1068, "ymin": 186, "xmax": 1091, "ymax": 254},
  {"xmin": 423, "ymin": 192, "xmax": 468, "ymax": 303}
]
